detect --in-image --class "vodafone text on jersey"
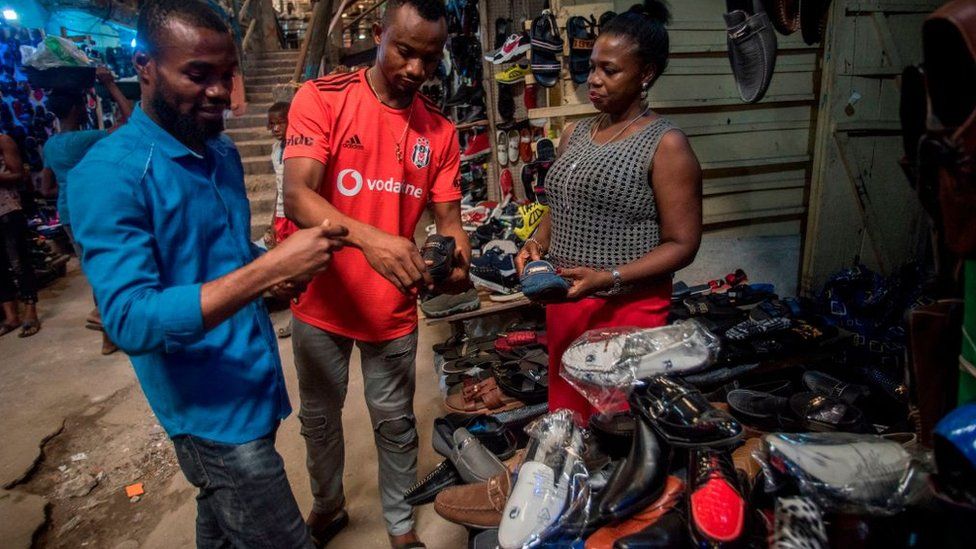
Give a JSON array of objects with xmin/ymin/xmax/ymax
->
[{"xmin": 335, "ymin": 168, "xmax": 425, "ymax": 199}]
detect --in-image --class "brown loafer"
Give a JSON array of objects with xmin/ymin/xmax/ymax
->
[{"xmin": 434, "ymin": 472, "xmax": 511, "ymax": 528}]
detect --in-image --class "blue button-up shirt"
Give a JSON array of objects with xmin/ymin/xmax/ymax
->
[{"xmin": 68, "ymin": 106, "xmax": 290, "ymax": 444}]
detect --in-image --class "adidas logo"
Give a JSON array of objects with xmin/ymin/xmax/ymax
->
[{"xmin": 342, "ymin": 134, "xmax": 365, "ymax": 150}]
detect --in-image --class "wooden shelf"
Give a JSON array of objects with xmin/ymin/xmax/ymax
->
[
  {"xmin": 528, "ymin": 103, "xmax": 598, "ymax": 119},
  {"xmin": 423, "ymin": 292, "xmax": 537, "ymax": 325}
]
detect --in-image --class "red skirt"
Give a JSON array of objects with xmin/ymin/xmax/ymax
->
[{"xmin": 546, "ymin": 279, "xmax": 672, "ymax": 424}]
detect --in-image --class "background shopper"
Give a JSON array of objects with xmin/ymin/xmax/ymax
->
[{"xmin": 0, "ymin": 131, "xmax": 39, "ymax": 337}]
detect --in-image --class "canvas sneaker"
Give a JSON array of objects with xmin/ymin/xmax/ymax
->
[
  {"xmin": 495, "ymin": 63, "xmax": 533, "ymax": 85},
  {"xmin": 484, "ymin": 32, "xmax": 532, "ymax": 64},
  {"xmin": 513, "ymin": 202, "xmax": 550, "ymax": 241},
  {"xmin": 469, "ymin": 248, "xmax": 519, "ymax": 294}
]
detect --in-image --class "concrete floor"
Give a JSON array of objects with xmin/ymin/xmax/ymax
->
[
  {"xmin": 0, "ymin": 260, "xmax": 468, "ymax": 548},
  {"xmin": 0, "ymin": 233, "xmax": 800, "ymax": 548}
]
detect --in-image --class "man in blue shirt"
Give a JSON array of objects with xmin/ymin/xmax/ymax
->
[{"xmin": 68, "ymin": 1, "xmax": 344, "ymax": 547}]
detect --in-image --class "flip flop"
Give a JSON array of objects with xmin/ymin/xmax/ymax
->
[
  {"xmin": 0, "ymin": 323, "xmax": 18, "ymax": 337},
  {"xmin": 567, "ymin": 16, "xmax": 596, "ymax": 84},
  {"xmin": 529, "ymin": 10, "xmax": 563, "ymax": 88},
  {"xmin": 19, "ymin": 320, "xmax": 40, "ymax": 338}
]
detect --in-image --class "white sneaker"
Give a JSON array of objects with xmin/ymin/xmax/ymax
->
[
  {"xmin": 561, "ymin": 320, "xmax": 720, "ymax": 387},
  {"xmin": 498, "ymin": 411, "xmax": 583, "ymax": 548}
]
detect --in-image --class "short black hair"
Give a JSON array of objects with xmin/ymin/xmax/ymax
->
[
  {"xmin": 603, "ymin": 1, "xmax": 671, "ymax": 84},
  {"xmin": 137, "ymin": 0, "xmax": 230, "ymax": 55},
  {"xmin": 268, "ymin": 101, "xmax": 290, "ymax": 117},
  {"xmin": 382, "ymin": 0, "xmax": 447, "ymax": 25},
  {"xmin": 46, "ymin": 90, "xmax": 85, "ymax": 120}
]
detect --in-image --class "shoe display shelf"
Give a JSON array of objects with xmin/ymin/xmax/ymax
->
[{"xmin": 424, "ymin": 288, "xmax": 537, "ymax": 347}]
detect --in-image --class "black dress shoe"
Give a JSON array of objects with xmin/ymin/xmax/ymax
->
[
  {"xmin": 727, "ymin": 388, "xmax": 797, "ymax": 431},
  {"xmin": 404, "ymin": 459, "xmax": 461, "ymax": 506},
  {"xmin": 612, "ymin": 503, "xmax": 689, "ymax": 548},
  {"xmin": 630, "ymin": 376, "xmax": 743, "ymax": 447},
  {"xmin": 689, "ymin": 448, "xmax": 746, "ymax": 547},
  {"xmin": 598, "ymin": 413, "xmax": 671, "ymax": 521},
  {"xmin": 308, "ymin": 508, "xmax": 350, "ymax": 548}
]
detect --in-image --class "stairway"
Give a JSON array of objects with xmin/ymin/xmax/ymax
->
[{"xmin": 225, "ymin": 49, "xmax": 301, "ymax": 240}]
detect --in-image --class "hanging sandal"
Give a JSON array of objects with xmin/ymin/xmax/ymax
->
[
  {"xmin": 530, "ymin": 10, "xmax": 563, "ymax": 88},
  {"xmin": 567, "ymin": 16, "xmax": 596, "ymax": 84}
]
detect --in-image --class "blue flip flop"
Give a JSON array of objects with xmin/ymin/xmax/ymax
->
[{"xmin": 520, "ymin": 260, "xmax": 569, "ymax": 302}]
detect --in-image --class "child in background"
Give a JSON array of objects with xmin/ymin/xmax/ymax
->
[
  {"xmin": 267, "ymin": 102, "xmax": 298, "ymax": 338},
  {"xmin": 267, "ymin": 101, "xmax": 298, "ymax": 246}
]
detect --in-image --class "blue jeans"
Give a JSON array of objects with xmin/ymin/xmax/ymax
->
[{"xmin": 172, "ymin": 430, "xmax": 312, "ymax": 549}]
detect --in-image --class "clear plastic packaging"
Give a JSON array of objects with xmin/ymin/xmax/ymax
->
[
  {"xmin": 758, "ymin": 432, "xmax": 934, "ymax": 515},
  {"xmin": 22, "ymin": 36, "xmax": 91, "ymax": 69},
  {"xmin": 498, "ymin": 409, "xmax": 590, "ymax": 549},
  {"xmin": 559, "ymin": 320, "xmax": 721, "ymax": 412}
]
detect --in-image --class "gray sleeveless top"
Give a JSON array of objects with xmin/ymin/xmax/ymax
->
[{"xmin": 546, "ymin": 115, "xmax": 678, "ymax": 271}]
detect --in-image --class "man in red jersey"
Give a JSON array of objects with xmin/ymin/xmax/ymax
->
[{"xmin": 282, "ymin": 1, "xmax": 469, "ymax": 547}]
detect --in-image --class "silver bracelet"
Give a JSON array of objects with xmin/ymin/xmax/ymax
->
[
  {"xmin": 607, "ymin": 269, "xmax": 623, "ymax": 295},
  {"xmin": 525, "ymin": 237, "xmax": 546, "ymax": 254}
]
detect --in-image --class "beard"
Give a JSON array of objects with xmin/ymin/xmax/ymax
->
[{"xmin": 150, "ymin": 84, "xmax": 225, "ymax": 149}]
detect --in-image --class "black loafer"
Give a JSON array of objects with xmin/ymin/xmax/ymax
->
[
  {"xmin": 631, "ymin": 376, "xmax": 743, "ymax": 447},
  {"xmin": 727, "ymin": 388, "xmax": 797, "ymax": 431},
  {"xmin": 789, "ymin": 391, "xmax": 865, "ymax": 432},
  {"xmin": 724, "ymin": 0, "xmax": 778, "ymax": 103},
  {"xmin": 598, "ymin": 412, "xmax": 671, "ymax": 521},
  {"xmin": 404, "ymin": 460, "xmax": 461, "ymax": 506},
  {"xmin": 802, "ymin": 371, "xmax": 870, "ymax": 404}
]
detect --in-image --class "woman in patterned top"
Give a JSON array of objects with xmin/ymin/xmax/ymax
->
[{"xmin": 515, "ymin": 1, "xmax": 702, "ymax": 423}]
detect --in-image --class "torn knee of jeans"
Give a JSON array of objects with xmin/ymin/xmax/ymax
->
[
  {"xmin": 298, "ymin": 414, "xmax": 332, "ymax": 443},
  {"xmin": 374, "ymin": 415, "xmax": 417, "ymax": 452}
]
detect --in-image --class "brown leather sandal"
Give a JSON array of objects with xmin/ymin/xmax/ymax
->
[{"xmin": 444, "ymin": 376, "xmax": 525, "ymax": 415}]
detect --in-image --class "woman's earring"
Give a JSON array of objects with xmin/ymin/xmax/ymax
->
[{"xmin": 640, "ymin": 80, "xmax": 651, "ymax": 101}]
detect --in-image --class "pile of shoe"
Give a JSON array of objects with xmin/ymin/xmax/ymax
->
[{"xmin": 431, "ymin": 317, "xmax": 550, "ymax": 416}]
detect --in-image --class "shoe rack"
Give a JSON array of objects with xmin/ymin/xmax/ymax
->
[{"xmin": 478, "ymin": 0, "xmax": 612, "ymax": 203}]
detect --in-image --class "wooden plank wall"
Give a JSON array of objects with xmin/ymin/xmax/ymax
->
[{"xmin": 800, "ymin": 0, "xmax": 940, "ymax": 293}]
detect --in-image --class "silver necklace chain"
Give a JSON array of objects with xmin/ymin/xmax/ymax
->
[
  {"xmin": 570, "ymin": 106, "xmax": 651, "ymax": 173},
  {"xmin": 365, "ymin": 68, "xmax": 415, "ymax": 163}
]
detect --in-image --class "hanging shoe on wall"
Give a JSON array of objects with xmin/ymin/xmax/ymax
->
[
  {"xmin": 724, "ymin": 0, "xmax": 778, "ymax": 103},
  {"xmin": 762, "ymin": 0, "xmax": 801, "ymax": 35},
  {"xmin": 529, "ymin": 10, "xmax": 564, "ymax": 88}
]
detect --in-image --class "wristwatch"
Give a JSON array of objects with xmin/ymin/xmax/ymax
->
[{"xmin": 607, "ymin": 269, "xmax": 623, "ymax": 295}]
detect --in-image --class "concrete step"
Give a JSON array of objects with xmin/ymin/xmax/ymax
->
[
  {"xmin": 243, "ymin": 155, "xmax": 275, "ymax": 175},
  {"xmin": 225, "ymin": 127, "xmax": 269, "ymax": 142},
  {"xmin": 248, "ymin": 188, "xmax": 277, "ymax": 217},
  {"xmin": 252, "ymin": 50, "xmax": 302, "ymax": 60},
  {"xmin": 246, "ymin": 68, "xmax": 295, "ymax": 80},
  {"xmin": 225, "ymin": 112, "xmax": 269, "ymax": 130},
  {"xmin": 247, "ymin": 84, "xmax": 276, "ymax": 94},
  {"xmin": 251, "ymin": 218, "xmax": 271, "ymax": 241},
  {"xmin": 235, "ymin": 138, "xmax": 276, "ymax": 157},
  {"xmin": 245, "ymin": 92, "xmax": 273, "ymax": 103},
  {"xmin": 246, "ymin": 74, "xmax": 292, "ymax": 86},
  {"xmin": 244, "ymin": 173, "xmax": 278, "ymax": 193}
]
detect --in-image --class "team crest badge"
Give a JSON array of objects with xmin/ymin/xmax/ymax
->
[{"xmin": 411, "ymin": 137, "xmax": 431, "ymax": 169}]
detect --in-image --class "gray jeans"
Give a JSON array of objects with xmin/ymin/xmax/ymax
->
[{"xmin": 292, "ymin": 319, "xmax": 419, "ymax": 536}]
